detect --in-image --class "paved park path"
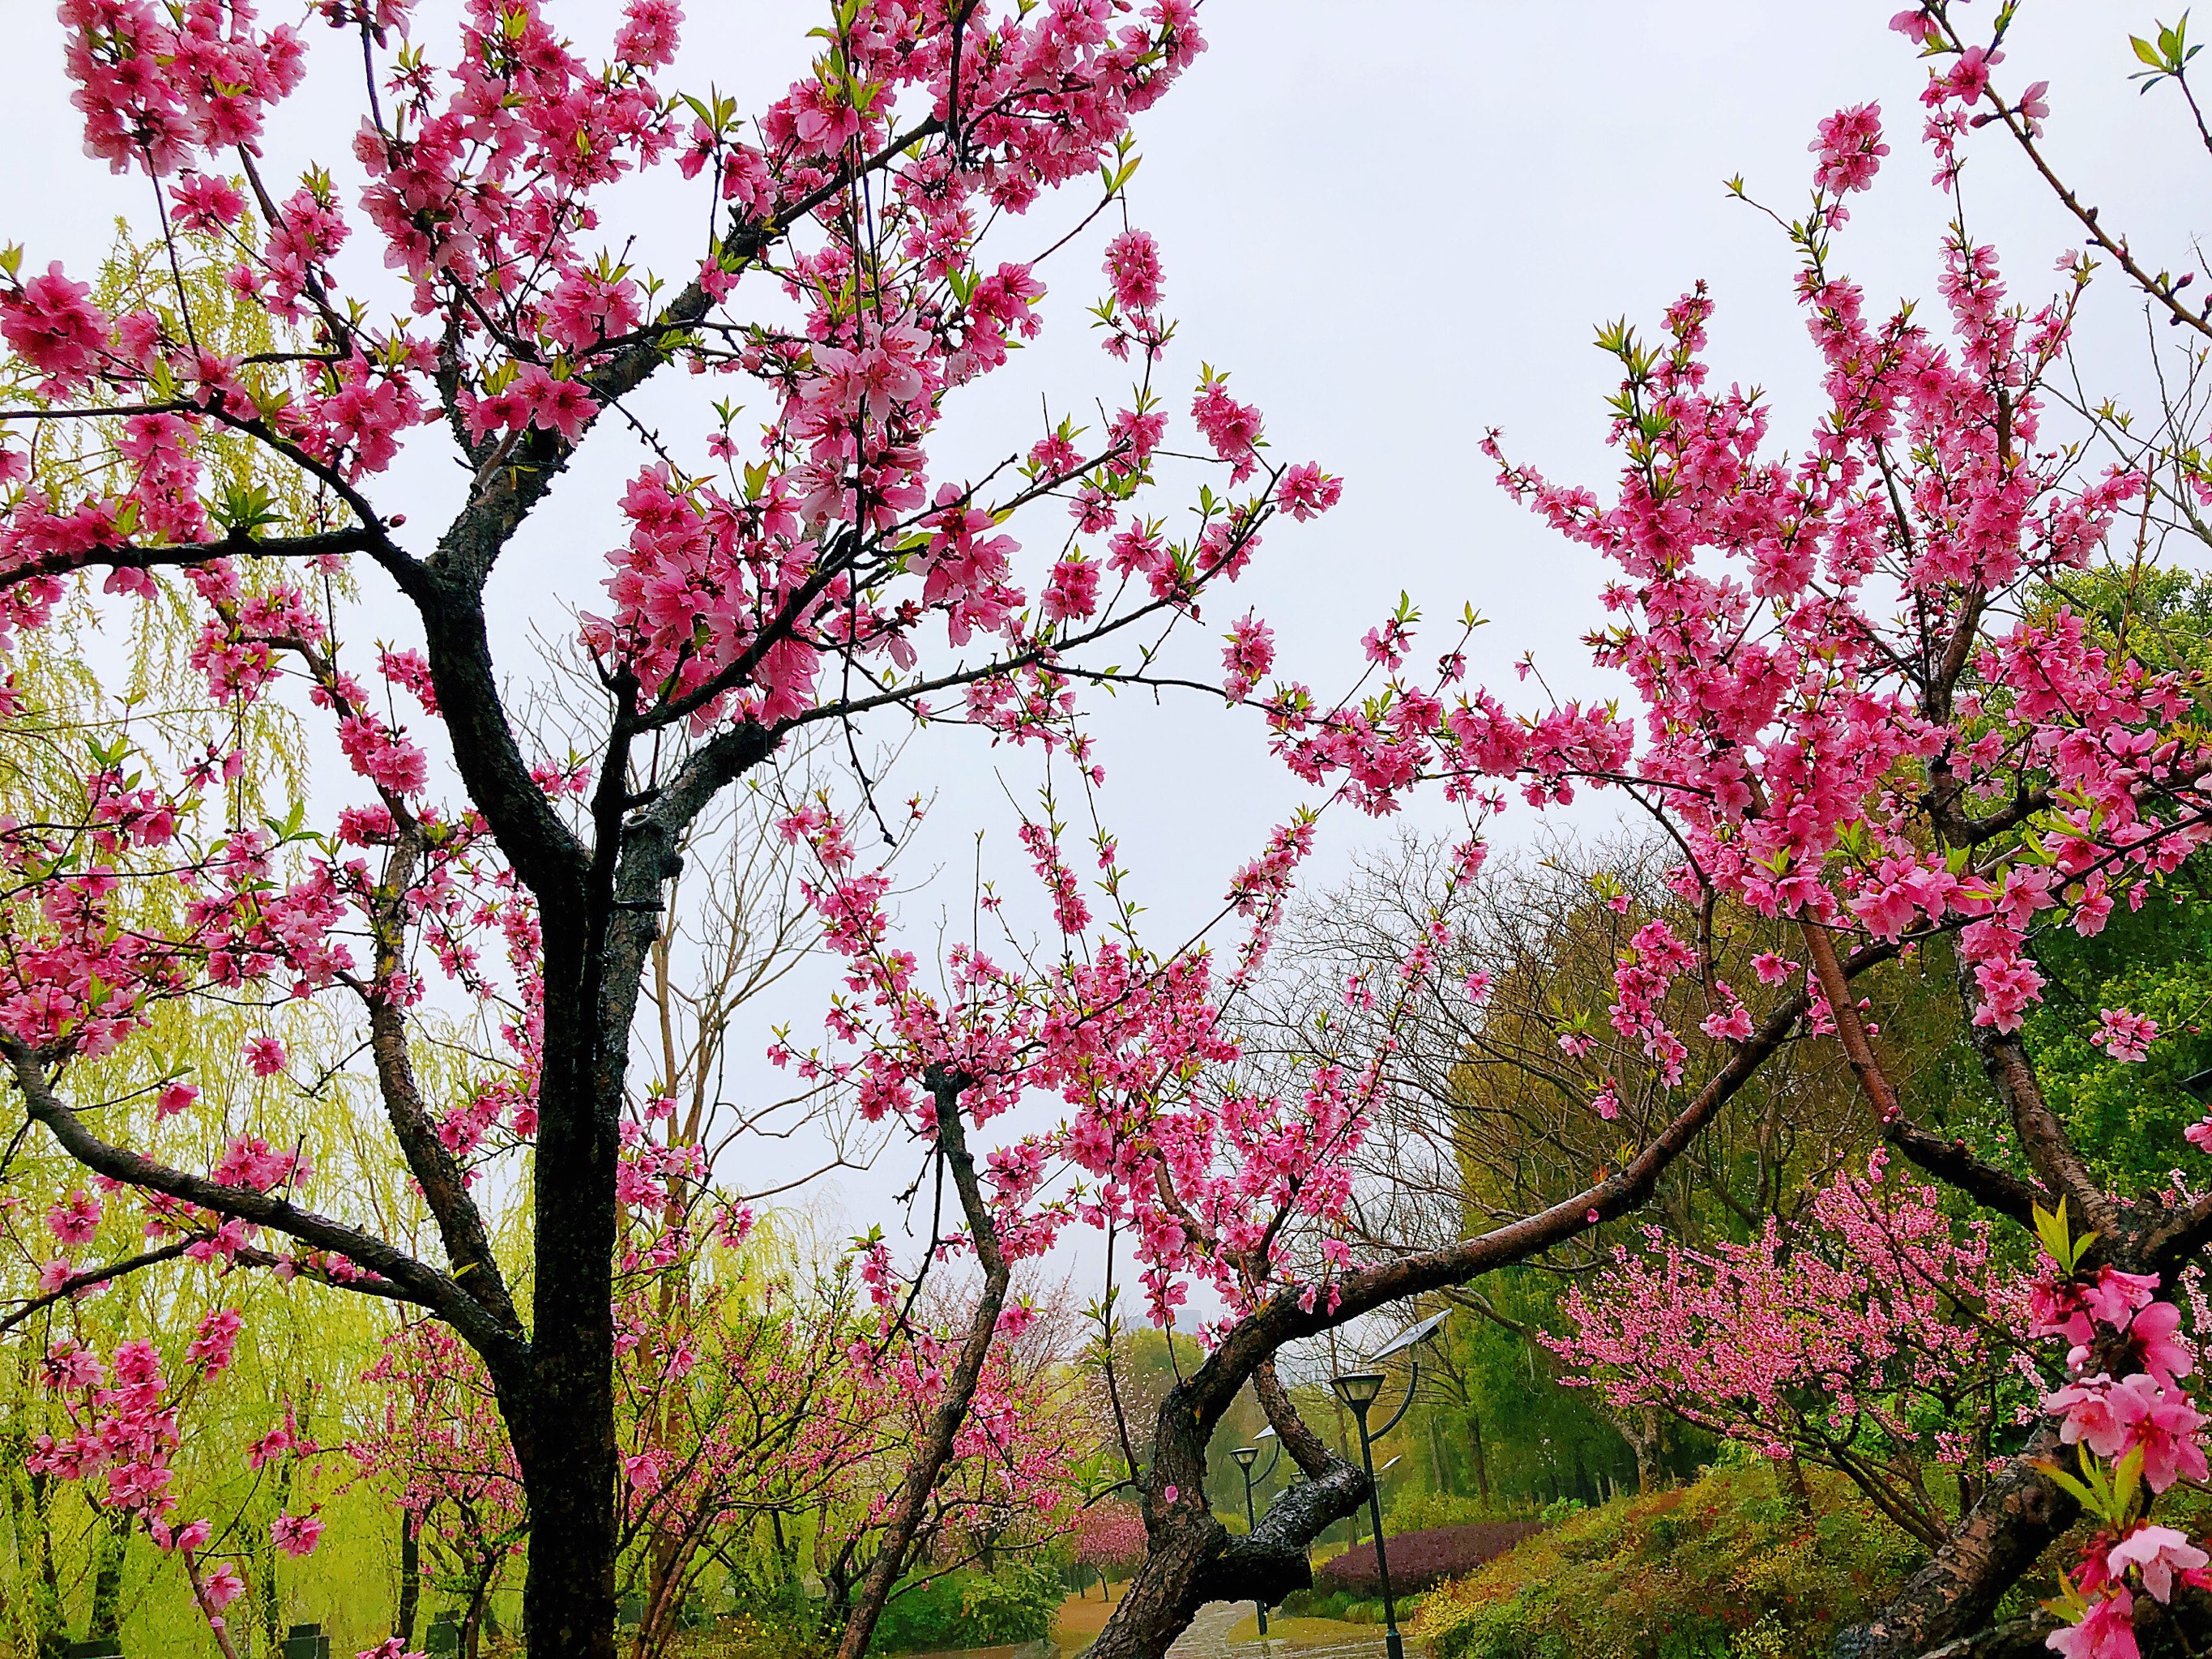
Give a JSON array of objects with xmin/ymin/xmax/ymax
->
[
  {"xmin": 1059, "ymin": 1598, "xmax": 1415, "ymax": 1659},
  {"xmin": 1162, "ymin": 1602, "xmax": 1416, "ymax": 1659},
  {"xmin": 1164, "ymin": 1602, "xmax": 1245, "ymax": 1655}
]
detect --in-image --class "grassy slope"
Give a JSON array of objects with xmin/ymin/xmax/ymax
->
[{"xmin": 1409, "ymin": 1463, "xmax": 1924, "ymax": 1659}]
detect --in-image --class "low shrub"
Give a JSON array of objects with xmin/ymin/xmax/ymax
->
[
  {"xmin": 1315, "ymin": 1521, "xmax": 1545, "ymax": 1598},
  {"xmin": 1408, "ymin": 1463, "xmax": 1924, "ymax": 1659},
  {"xmin": 1278, "ymin": 1587, "xmax": 1399, "ymax": 1623},
  {"xmin": 865, "ymin": 1563, "xmax": 1061, "ymax": 1655}
]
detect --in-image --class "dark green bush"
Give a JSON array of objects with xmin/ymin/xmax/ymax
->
[
  {"xmin": 865, "ymin": 1563, "xmax": 1061, "ymax": 1654},
  {"xmin": 1279, "ymin": 1587, "xmax": 1398, "ymax": 1623}
]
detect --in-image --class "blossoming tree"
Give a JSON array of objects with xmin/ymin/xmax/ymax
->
[
  {"xmin": 1553, "ymin": 1159, "xmax": 2041, "ymax": 1550},
  {"xmin": 0, "ymin": 0, "xmax": 1886, "ymax": 1644},
  {"xmin": 1403, "ymin": 8, "xmax": 2212, "ymax": 1648},
  {"xmin": 17, "ymin": 3, "xmax": 2212, "ymax": 1659},
  {"xmin": 0, "ymin": 0, "xmax": 1336, "ymax": 1653}
]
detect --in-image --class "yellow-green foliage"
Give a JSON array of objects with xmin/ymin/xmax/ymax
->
[
  {"xmin": 0, "ymin": 221, "xmax": 457, "ymax": 1659},
  {"xmin": 1409, "ymin": 1461, "xmax": 1924, "ymax": 1659},
  {"xmin": 2, "ymin": 1272, "xmax": 421, "ymax": 1658}
]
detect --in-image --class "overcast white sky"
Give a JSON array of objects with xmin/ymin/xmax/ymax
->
[{"xmin": 4, "ymin": 2, "xmax": 2206, "ymax": 1306}]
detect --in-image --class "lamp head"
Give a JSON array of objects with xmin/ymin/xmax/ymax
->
[
  {"xmin": 2185, "ymin": 1066, "xmax": 2212, "ymax": 1105},
  {"xmin": 1372, "ymin": 1310, "xmax": 1450, "ymax": 1363},
  {"xmin": 1332, "ymin": 1371, "xmax": 1386, "ymax": 1412},
  {"xmin": 1232, "ymin": 1445, "xmax": 1259, "ymax": 1471}
]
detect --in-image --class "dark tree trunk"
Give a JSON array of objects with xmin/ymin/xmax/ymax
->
[
  {"xmin": 86, "ymin": 1505, "xmax": 127, "ymax": 1640},
  {"xmin": 1468, "ymin": 1407, "xmax": 1490, "ymax": 1507},
  {"xmin": 1832, "ymin": 1429, "xmax": 2076, "ymax": 1658},
  {"xmin": 515, "ymin": 966, "xmax": 622, "ymax": 1659},
  {"xmin": 506, "ymin": 765, "xmax": 685, "ymax": 1659},
  {"xmin": 396, "ymin": 1509, "xmax": 422, "ymax": 1646},
  {"xmin": 1087, "ymin": 1462, "xmax": 1369, "ymax": 1659}
]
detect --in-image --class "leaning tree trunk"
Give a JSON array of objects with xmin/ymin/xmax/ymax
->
[
  {"xmin": 1833, "ymin": 1425, "xmax": 2078, "ymax": 1658},
  {"xmin": 1625, "ymin": 1404, "xmax": 1663, "ymax": 1495},
  {"xmin": 831, "ymin": 1075, "xmax": 1014, "ymax": 1659},
  {"xmin": 1086, "ymin": 1462, "xmax": 1370, "ymax": 1659},
  {"xmin": 1087, "ymin": 1355, "xmax": 1372, "ymax": 1659}
]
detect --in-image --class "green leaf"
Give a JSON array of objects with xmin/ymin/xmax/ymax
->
[
  {"xmin": 2032, "ymin": 1198, "xmax": 2075, "ymax": 1270},
  {"xmin": 2026, "ymin": 1459, "xmax": 2099, "ymax": 1514},
  {"xmin": 2113, "ymin": 1442, "xmax": 2146, "ymax": 1522}
]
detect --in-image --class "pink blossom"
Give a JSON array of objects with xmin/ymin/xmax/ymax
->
[
  {"xmin": 1041, "ymin": 554, "xmax": 1100, "ymax": 624},
  {"xmin": 172, "ymin": 174, "xmax": 246, "ymax": 232},
  {"xmin": 2084, "ymin": 1268, "xmax": 2161, "ymax": 1330},
  {"xmin": 1103, "ymin": 229, "xmax": 1163, "ymax": 311},
  {"xmin": 46, "ymin": 1189, "xmax": 101, "ymax": 1247},
  {"xmin": 2090, "ymin": 1008, "xmax": 2158, "ymax": 1063},
  {"xmin": 2048, "ymin": 1375, "xmax": 2129, "ymax": 1461},
  {"xmin": 1810, "ymin": 103, "xmax": 1889, "ymax": 194},
  {"xmin": 1222, "ymin": 613, "xmax": 1276, "ymax": 700},
  {"xmin": 153, "ymin": 1518, "xmax": 212, "ymax": 1555},
  {"xmin": 271, "ymin": 1512, "xmax": 325, "ymax": 1558},
  {"xmin": 1278, "ymin": 463, "xmax": 1342, "ymax": 522},
  {"xmin": 248, "ymin": 1425, "xmax": 294, "ymax": 1469},
  {"xmin": 203, "ymin": 1563, "xmax": 246, "ymax": 1611},
  {"xmin": 1947, "ymin": 44, "xmax": 2003, "ymax": 104},
  {"xmin": 2107, "ymin": 1525, "xmax": 2208, "ymax": 1604},
  {"xmin": 2052, "ymin": 1371, "xmax": 2209, "ymax": 1492},
  {"xmin": 2048, "ymin": 1589, "xmax": 2137, "ymax": 1659},
  {"xmin": 187, "ymin": 1307, "xmax": 245, "ymax": 1375},
  {"xmin": 2130, "ymin": 1301, "xmax": 2195, "ymax": 1391},
  {"xmin": 1, "ymin": 262, "xmax": 109, "ymax": 391},
  {"xmin": 1888, "ymin": 9, "xmax": 1936, "ymax": 45}
]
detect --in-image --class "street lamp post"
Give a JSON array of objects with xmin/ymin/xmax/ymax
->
[
  {"xmin": 1330, "ymin": 1311, "xmax": 1447, "ymax": 1659},
  {"xmin": 1330, "ymin": 1371, "xmax": 1407, "ymax": 1659},
  {"xmin": 1230, "ymin": 1435, "xmax": 1280, "ymax": 1637}
]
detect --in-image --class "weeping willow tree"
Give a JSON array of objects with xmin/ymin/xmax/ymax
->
[{"xmin": 0, "ymin": 215, "xmax": 448, "ymax": 1659}]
